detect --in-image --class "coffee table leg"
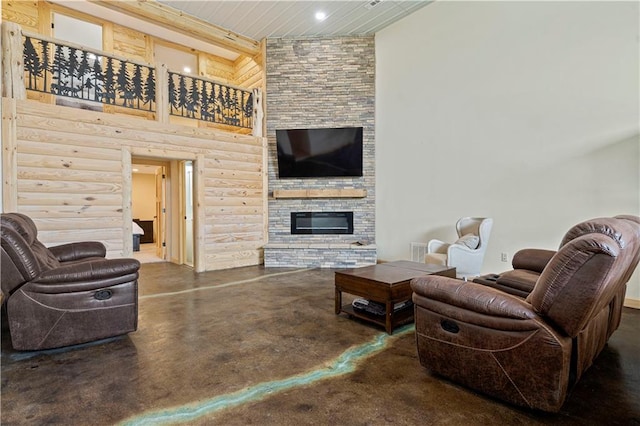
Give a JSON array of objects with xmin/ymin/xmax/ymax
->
[
  {"xmin": 385, "ymin": 301, "xmax": 393, "ymax": 334},
  {"xmin": 335, "ymin": 288, "xmax": 342, "ymax": 314}
]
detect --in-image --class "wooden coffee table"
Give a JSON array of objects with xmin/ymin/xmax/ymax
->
[{"xmin": 335, "ymin": 260, "xmax": 455, "ymax": 334}]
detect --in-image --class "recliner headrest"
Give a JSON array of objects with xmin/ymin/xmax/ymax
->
[
  {"xmin": 1, "ymin": 213, "xmax": 39, "ymax": 245},
  {"xmin": 560, "ymin": 217, "xmax": 626, "ymax": 249}
]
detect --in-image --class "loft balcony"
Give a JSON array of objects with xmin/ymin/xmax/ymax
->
[{"xmin": 4, "ymin": 23, "xmax": 263, "ymax": 137}]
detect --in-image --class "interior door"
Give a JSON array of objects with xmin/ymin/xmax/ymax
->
[
  {"xmin": 155, "ymin": 166, "xmax": 166, "ymax": 259},
  {"xmin": 183, "ymin": 161, "xmax": 194, "ymax": 266}
]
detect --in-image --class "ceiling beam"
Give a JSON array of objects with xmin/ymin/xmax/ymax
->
[{"xmin": 88, "ymin": 0, "xmax": 261, "ymax": 57}]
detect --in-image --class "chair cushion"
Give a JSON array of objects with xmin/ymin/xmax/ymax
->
[
  {"xmin": 424, "ymin": 253, "xmax": 447, "ymax": 266},
  {"xmin": 454, "ymin": 234, "xmax": 480, "ymax": 249}
]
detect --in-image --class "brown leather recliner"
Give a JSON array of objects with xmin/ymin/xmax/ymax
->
[
  {"xmin": 474, "ymin": 215, "xmax": 640, "ymax": 337},
  {"xmin": 410, "ymin": 216, "xmax": 640, "ymax": 412},
  {"xmin": 1, "ymin": 213, "xmax": 140, "ymax": 351}
]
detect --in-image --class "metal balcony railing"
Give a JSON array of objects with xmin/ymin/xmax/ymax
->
[
  {"xmin": 168, "ymin": 72, "xmax": 253, "ymax": 129},
  {"xmin": 18, "ymin": 31, "xmax": 257, "ymax": 132},
  {"xmin": 23, "ymin": 34, "xmax": 156, "ymax": 112}
]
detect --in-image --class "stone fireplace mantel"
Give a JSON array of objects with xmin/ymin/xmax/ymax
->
[{"xmin": 272, "ymin": 189, "xmax": 367, "ymax": 199}]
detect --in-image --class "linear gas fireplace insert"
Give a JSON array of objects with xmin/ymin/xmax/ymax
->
[{"xmin": 291, "ymin": 212, "xmax": 354, "ymax": 235}]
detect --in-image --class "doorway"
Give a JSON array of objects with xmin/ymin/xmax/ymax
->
[
  {"xmin": 131, "ymin": 157, "xmax": 195, "ymax": 267},
  {"xmin": 132, "ymin": 160, "xmax": 167, "ymax": 263}
]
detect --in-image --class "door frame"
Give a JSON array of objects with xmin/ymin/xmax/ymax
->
[
  {"xmin": 129, "ymin": 149, "xmax": 204, "ymax": 272},
  {"xmin": 154, "ymin": 164, "xmax": 167, "ymax": 260},
  {"xmin": 178, "ymin": 160, "xmax": 194, "ymax": 267}
]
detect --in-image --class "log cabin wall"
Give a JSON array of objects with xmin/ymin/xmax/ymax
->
[
  {"xmin": 2, "ymin": 1, "xmax": 268, "ymax": 271},
  {"xmin": 2, "ymin": 97, "xmax": 267, "ymax": 271},
  {"xmin": 234, "ymin": 54, "xmax": 263, "ymax": 90}
]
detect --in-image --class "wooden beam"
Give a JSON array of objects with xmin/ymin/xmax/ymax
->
[
  {"xmin": 1, "ymin": 22, "xmax": 27, "ymax": 100},
  {"xmin": 272, "ymin": 189, "xmax": 368, "ymax": 199},
  {"xmin": 194, "ymin": 154, "xmax": 206, "ymax": 272},
  {"xmin": 122, "ymin": 148, "xmax": 133, "ymax": 257},
  {"xmin": 2, "ymin": 98, "xmax": 19, "ymax": 212},
  {"xmin": 155, "ymin": 63, "xmax": 170, "ymax": 124},
  {"xmin": 88, "ymin": 0, "xmax": 261, "ymax": 57}
]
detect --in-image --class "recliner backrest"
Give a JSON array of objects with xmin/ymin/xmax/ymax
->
[
  {"xmin": 559, "ymin": 216, "xmax": 640, "ymax": 292},
  {"xmin": 527, "ymin": 218, "xmax": 637, "ymax": 337},
  {"xmin": 1, "ymin": 225, "xmax": 41, "ymax": 297},
  {"xmin": 560, "ymin": 217, "xmax": 626, "ymax": 248},
  {"xmin": 613, "ymin": 215, "xmax": 640, "ymax": 285},
  {"xmin": 2, "ymin": 213, "xmax": 60, "ymax": 270},
  {"xmin": 1, "ymin": 213, "xmax": 60, "ymax": 296}
]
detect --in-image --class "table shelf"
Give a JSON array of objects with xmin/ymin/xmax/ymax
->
[{"xmin": 339, "ymin": 303, "xmax": 414, "ymax": 331}]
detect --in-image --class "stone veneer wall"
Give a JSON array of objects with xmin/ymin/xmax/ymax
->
[{"xmin": 265, "ymin": 36, "xmax": 376, "ymax": 268}]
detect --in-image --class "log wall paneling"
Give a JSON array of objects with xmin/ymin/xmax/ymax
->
[
  {"xmin": 3, "ymin": 97, "xmax": 267, "ymax": 271},
  {"xmin": 200, "ymin": 55, "xmax": 235, "ymax": 85},
  {"xmin": 1, "ymin": 1, "xmax": 39, "ymax": 32},
  {"xmin": 112, "ymin": 23, "xmax": 150, "ymax": 62},
  {"xmin": 234, "ymin": 56, "xmax": 263, "ymax": 89}
]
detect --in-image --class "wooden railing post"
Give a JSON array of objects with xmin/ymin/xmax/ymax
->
[
  {"xmin": 1, "ymin": 22, "xmax": 26, "ymax": 100},
  {"xmin": 1, "ymin": 98, "xmax": 19, "ymax": 212},
  {"xmin": 252, "ymin": 88, "xmax": 263, "ymax": 137},
  {"xmin": 156, "ymin": 63, "xmax": 170, "ymax": 124}
]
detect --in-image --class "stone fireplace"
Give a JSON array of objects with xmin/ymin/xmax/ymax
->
[{"xmin": 264, "ymin": 36, "xmax": 376, "ymax": 268}]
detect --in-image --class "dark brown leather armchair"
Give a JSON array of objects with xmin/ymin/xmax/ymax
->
[
  {"xmin": 474, "ymin": 215, "xmax": 640, "ymax": 337},
  {"xmin": 411, "ymin": 216, "xmax": 640, "ymax": 412},
  {"xmin": 1, "ymin": 213, "xmax": 140, "ymax": 351}
]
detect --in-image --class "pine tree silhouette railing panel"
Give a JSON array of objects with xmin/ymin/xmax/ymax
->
[
  {"xmin": 168, "ymin": 71, "xmax": 253, "ymax": 129},
  {"xmin": 23, "ymin": 33, "xmax": 156, "ymax": 112}
]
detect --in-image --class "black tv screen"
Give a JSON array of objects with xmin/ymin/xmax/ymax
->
[{"xmin": 276, "ymin": 127, "xmax": 363, "ymax": 178}]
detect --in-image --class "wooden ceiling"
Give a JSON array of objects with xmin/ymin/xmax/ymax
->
[{"xmin": 158, "ymin": 1, "xmax": 433, "ymax": 40}]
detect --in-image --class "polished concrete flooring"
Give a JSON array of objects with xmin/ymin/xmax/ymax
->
[{"xmin": 1, "ymin": 263, "xmax": 639, "ymax": 425}]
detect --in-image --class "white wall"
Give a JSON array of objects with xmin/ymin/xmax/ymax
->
[
  {"xmin": 375, "ymin": 1, "xmax": 640, "ymax": 302},
  {"xmin": 132, "ymin": 173, "xmax": 156, "ymax": 221}
]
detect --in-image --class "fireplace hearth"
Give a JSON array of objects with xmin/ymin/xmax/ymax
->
[{"xmin": 291, "ymin": 212, "xmax": 354, "ymax": 235}]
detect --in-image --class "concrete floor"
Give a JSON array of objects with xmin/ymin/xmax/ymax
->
[{"xmin": 1, "ymin": 263, "xmax": 639, "ymax": 425}]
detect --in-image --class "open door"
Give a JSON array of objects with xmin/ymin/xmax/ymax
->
[
  {"xmin": 155, "ymin": 166, "xmax": 167, "ymax": 259},
  {"xmin": 182, "ymin": 161, "xmax": 194, "ymax": 267}
]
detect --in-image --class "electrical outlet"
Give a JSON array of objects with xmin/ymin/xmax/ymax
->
[{"xmin": 501, "ymin": 252, "xmax": 508, "ymax": 262}]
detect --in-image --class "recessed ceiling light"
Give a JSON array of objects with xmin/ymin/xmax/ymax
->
[
  {"xmin": 315, "ymin": 11, "xmax": 327, "ymax": 21},
  {"xmin": 132, "ymin": 168, "xmax": 139, "ymax": 172}
]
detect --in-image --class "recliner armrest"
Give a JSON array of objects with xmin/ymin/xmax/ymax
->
[
  {"xmin": 31, "ymin": 258, "xmax": 140, "ymax": 289},
  {"xmin": 511, "ymin": 248, "xmax": 556, "ymax": 273},
  {"xmin": 411, "ymin": 275, "xmax": 536, "ymax": 320},
  {"xmin": 49, "ymin": 241, "xmax": 107, "ymax": 262}
]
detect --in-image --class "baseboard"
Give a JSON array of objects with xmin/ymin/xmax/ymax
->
[{"xmin": 624, "ymin": 298, "xmax": 640, "ymax": 309}]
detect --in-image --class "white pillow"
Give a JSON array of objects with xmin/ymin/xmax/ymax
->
[{"xmin": 454, "ymin": 233, "xmax": 480, "ymax": 249}]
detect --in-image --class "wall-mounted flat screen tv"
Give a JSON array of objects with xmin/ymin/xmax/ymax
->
[{"xmin": 276, "ymin": 127, "xmax": 363, "ymax": 178}]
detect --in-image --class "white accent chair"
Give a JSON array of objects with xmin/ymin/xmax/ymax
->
[{"xmin": 424, "ymin": 217, "xmax": 493, "ymax": 279}]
